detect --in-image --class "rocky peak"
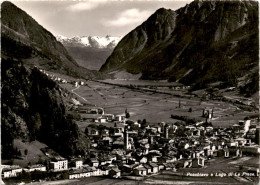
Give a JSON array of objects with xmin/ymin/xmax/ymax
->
[
  {"xmin": 144, "ymin": 7, "xmax": 176, "ymax": 37},
  {"xmin": 56, "ymin": 35, "xmax": 122, "ymax": 49},
  {"xmin": 100, "ymin": 0, "xmax": 258, "ymax": 91}
]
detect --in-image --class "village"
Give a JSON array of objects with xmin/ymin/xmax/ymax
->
[
  {"xmin": 2, "ymin": 102, "xmax": 259, "ymax": 183},
  {"xmin": 1, "ymin": 69, "xmax": 259, "ymax": 184}
]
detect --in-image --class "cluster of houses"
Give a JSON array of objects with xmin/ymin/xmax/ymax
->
[
  {"xmin": 62, "ymin": 107, "xmax": 260, "ymax": 179},
  {"xmin": 39, "ymin": 68, "xmax": 85, "ymax": 87},
  {"xmin": 81, "ymin": 115, "xmax": 259, "ymax": 176},
  {"xmin": 2, "ymin": 109, "xmax": 259, "ymax": 181},
  {"xmin": 146, "ymin": 85, "xmax": 191, "ymax": 91},
  {"xmin": 77, "ymin": 106, "xmax": 128, "ymax": 124}
]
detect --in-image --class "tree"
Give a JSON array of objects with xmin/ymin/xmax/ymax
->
[
  {"xmin": 14, "ymin": 147, "xmax": 22, "ymax": 157},
  {"xmin": 67, "ymin": 112, "xmax": 81, "ymax": 120},
  {"xmin": 18, "ymin": 149, "xmax": 22, "ymax": 156},
  {"xmin": 85, "ymin": 127, "xmax": 89, "ymax": 136},
  {"xmin": 24, "ymin": 149, "xmax": 28, "ymax": 155},
  {"xmin": 176, "ymin": 126, "xmax": 186, "ymax": 137},
  {"xmin": 20, "ymin": 170, "xmax": 31, "ymax": 181},
  {"xmin": 37, "ymin": 157, "xmax": 44, "ymax": 164},
  {"xmin": 126, "ymin": 112, "xmax": 130, "ymax": 119},
  {"xmin": 141, "ymin": 119, "xmax": 148, "ymax": 129},
  {"xmin": 63, "ymin": 171, "xmax": 70, "ymax": 179},
  {"xmin": 125, "ymin": 108, "xmax": 130, "ymax": 118}
]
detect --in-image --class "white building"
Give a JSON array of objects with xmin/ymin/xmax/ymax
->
[
  {"xmin": 25, "ymin": 164, "xmax": 46, "ymax": 172},
  {"xmin": 75, "ymin": 160, "xmax": 83, "ymax": 169},
  {"xmin": 69, "ymin": 169, "xmax": 91, "ymax": 179},
  {"xmin": 149, "ymin": 163, "xmax": 159, "ymax": 174},
  {"xmin": 102, "ymin": 114, "xmax": 115, "ymax": 122},
  {"xmin": 134, "ymin": 167, "xmax": 147, "ymax": 176},
  {"xmin": 74, "ymin": 81, "xmax": 79, "ymax": 87},
  {"xmin": 114, "ymin": 126, "xmax": 124, "ymax": 137},
  {"xmin": 50, "ymin": 158, "xmax": 68, "ymax": 171},
  {"xmin": 71, "ymin": 159, "xmax": 83, "ymax": 169},
  {"xmin": 2, "ymin": 166, "xmax": 22, "ymax": 178},
  {"xmin": 244, "ymin": 120, "xmax": 251, "ymax": 133},
  {"xmin": 99, "ymin": 118, "xmax": 107, "ymax": 123},
  {"xmin": 115, "ymin": 115, "xmax": 126, "ymax": 122}
]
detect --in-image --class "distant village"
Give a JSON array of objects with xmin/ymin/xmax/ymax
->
[
  {"xmin": 39, "ymin": 69, "xmax": 85, "ymax": 87},
  {"xmin": 2, "ymin": 69, "xmax": 259, "ymax": 183}
]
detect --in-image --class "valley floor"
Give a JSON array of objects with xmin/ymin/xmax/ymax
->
[
  {"xmin": 5, "ymin": 72, "xmax": 257, "ymax": 185},
  {"xmin": 60, "ymin": 80, "xmax": 258, "ymax": 128}
]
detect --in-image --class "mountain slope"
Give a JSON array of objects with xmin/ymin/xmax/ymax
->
[
  {"xmin": 56, "ymin": 35, "xmax": 122, "ymax": 70},
  {"xmin": 1, "ymin": 1, "xmax": 90, "ymax": 159},
  {"xmin": 63, "ymin": 47, "xmax": 114, "ymax": 70},
  {"xmin": 1, "ymin": 59, "xmax": 88, "ymax": 158},
  {"xmin": 1, "ymin": 1, "xmax": 100, "ymax": 79},
  {"xmin": 100, "ymin": 0, "xmax": 258, "ymax": 91}
]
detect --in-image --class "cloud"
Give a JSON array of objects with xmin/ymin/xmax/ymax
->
[
  {"xmin": 67, "ymin": 0, "xmax": 107, "ymax": 11},
  {"xmin": 104, "ymin": 8, "xmax": 151, "ymax": 27}
]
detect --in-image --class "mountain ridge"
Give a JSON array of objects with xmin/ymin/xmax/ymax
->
[
  {"xmin": 56, "ymin": 35, "xmax": 122, "ymax": 70},
  {"xmin": 100, "ymin": 0, "xmax": 258, "ymax": 92},
  {"xmin": 56, "ymin": 35, "xmax": 122, "ymax": 49},
  {"xmin": 1, "ymin": 1, "xmax": 101, "ymax": 79}
]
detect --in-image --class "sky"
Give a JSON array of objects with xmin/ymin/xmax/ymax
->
[{"xmin": 13, "ymin": 0, "xmax": 192, "ymax": 37}]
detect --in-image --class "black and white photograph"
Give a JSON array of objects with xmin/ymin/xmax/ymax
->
[{"xmin": 1, "ymin": 0, "xmax": 259, "ymax": 184}]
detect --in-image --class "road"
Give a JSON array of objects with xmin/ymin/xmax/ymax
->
[{"xmin": 71, "ymin": 86, "xmax": 91, "ymax": 104}]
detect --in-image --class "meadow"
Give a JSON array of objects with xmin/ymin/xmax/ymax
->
[
  {"xmin": 61, "ymin": 80, "xmax": 257, "ymax": 128},
  {"xmin": 3, "ymin": 139, "xmax": 49, "ymax": 167},
  {"xmin": 100, "ymin": 79, "xmax": 181, "ymax": 87}
]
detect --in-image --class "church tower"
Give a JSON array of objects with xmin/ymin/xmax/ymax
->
[{"xmin": 124, "ymin": 128, "xmax": 129, "ymax": 150}]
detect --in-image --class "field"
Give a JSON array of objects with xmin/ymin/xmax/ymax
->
[
  {"xmin": 3, "ymin": 139, "xmax": 49, "ymax": 167},
  {"xmin": 228, "ymin": 156, "xmax": 260, "ymax": 168},
  {"xmin": 145, "ymin": 156, "xmax": 259, "ymax": 184},
  {"xmin": 60, "ymin": 80, "xmax": 257, "ymax": 128},
  {"xmin": 70, "ymin": 177, "xmax": 135, "ymax": 185},
  {"xmin": 101, "ymin": 79, "xmax": 181, "ymax": 87}
]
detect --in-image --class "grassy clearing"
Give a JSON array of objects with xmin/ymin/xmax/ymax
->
[
  {"xmin": 10, "ymin": 139, "xmax": 48, "ymax": 167},
  {"xmin": 229, "ymin": 156, "xmax": 260, "ymax": 168}
]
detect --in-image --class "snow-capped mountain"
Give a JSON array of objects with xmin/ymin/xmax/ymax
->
[
  {"xmin": 55, "ymin": 35, "xmax": 122, "ymax": 70},
  {"xmin": 56, "ymin": 35, "xmax": 122, "ymax": 49}
]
